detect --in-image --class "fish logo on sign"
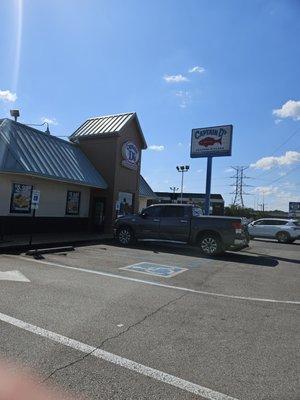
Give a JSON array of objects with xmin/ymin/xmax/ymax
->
[
  {"xmin": 198, "ymin": 137, "xmax": 222, "ymax": 147},
  {"xmin": 190, "ymin": 124, "xmax": 233, "ymax": 158}
]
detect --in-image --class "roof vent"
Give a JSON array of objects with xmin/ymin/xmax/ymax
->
[
  {"xmin": 45, "ymin": 124, "xmax": 50, "ymax": 135},
  {"xmin": 10, "ymin": 109, "xmax": 20, "ymax": 122}
]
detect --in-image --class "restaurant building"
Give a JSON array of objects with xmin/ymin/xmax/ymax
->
[{"xmin": 0, "ymin": 113, "xmax": 156, "ymax": 234}]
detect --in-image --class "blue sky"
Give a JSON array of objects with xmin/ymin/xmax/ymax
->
[{"xmin": 0, "ymin": 0, "xmax": 299, "ymax": 210}]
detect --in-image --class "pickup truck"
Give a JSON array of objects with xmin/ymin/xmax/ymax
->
[{"xmin": 114, "ymin": 204, "xmax": 249, "ymax": 256}]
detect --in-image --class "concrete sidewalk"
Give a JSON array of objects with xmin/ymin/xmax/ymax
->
[{"xmin": 0, "ymin": 232, "xmax": 113, "ymax": 252}]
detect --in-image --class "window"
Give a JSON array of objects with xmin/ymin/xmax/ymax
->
[
  {"xmin": 161, "ymin": 206, "xmax": 185, "ymax": 218},
  {"xmin": 273, "ymin": 220, "xmax": 288, "ymax": 226},
  {"xmin": 65, "ymin": 191, "xmax": 81, "ymax": 215},
  {"xmin": 264, "ymin": 220, "xmax": 287, "ymax": 226},
  {"xmin": 253, "ymin": 220, "xmax": 265, "ymax": 225},
  {"xmin": 192, "ymin": 207, "xmax": 203, "ymax": 217},
  {"xmin": 144, "ymin": 206, "xmax": 161, "ymax": 218},
  {"xmin": 10, "ymin": 183, "xmax": 32, "ymax": 214}
]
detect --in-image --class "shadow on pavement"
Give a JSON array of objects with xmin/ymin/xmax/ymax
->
[
  {"xmin": 252, "ymin": 238, "xmax": 300, "ymax": 246},
  {"xmin": 244, "ymin": 251, "xmax": 300, "ymax": 265},
  {"xmin": 105, "ymin": 241, "xmax": 279, "ymax": 268}
]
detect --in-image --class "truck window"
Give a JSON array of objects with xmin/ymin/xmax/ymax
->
[
  {"xmin": 144, "ymin": 206, "xmax": 161, "ymax": 218},
  {"xmin": 161, "ymin": 206, "xmax": 185, "ymax": 218},
  {"xmin": 192, "ymin": 207, "xmax": 202, "ymax": 217}
]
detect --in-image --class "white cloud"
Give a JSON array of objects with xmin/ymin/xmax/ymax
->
[
  {"xmin": 250, "ymin": 151, "xmax": 300, "ymax": 170},
  {"xmin": 148, "ymin": 145, "xmax": 165, "ymax": 151},
  {"xmin": 274, "ymin": 119, "xmax": 282, "ymax": 125},
  {"xmin": 272, "ymin": 100, "xmax": 300, "ymax": 121},
  {"xmin": 163, "ymin": 74, "xmax": 189, "ymax": 83},
  {"xmin": 175, "ymin": 90, "xmax": 191, "ymax": 108},
  {"xmin": 0, "ymin": 89, "xmax": 17, "ymax": 102},
  {"xmin": 225, "ymin": 168, "xmax": 234, "ymax": 173},
  {"xmin": 178, "ymin": 142, "xmax": 183, "ymax": 146},
  {"xmin": 188, "ymin": 66, "xmax": 205, "ymax": 74},
  {"xmin": 196, "ymin": 169, "xmax": 204, "ymax": 173},
  {"xmin": 41, "ymin": 117, "xmax": 58, "ymax": 126}
]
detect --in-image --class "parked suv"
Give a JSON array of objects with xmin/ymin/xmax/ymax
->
[
  {"xmin": 247, "ymin": 218, "xmax": 300, "ymax": 243},
  {"xmin": 114, "ymin": 204, "xmax": 249, "ymax": 256}
]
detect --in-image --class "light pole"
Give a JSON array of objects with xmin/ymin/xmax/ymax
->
[
  {"xmin": 170, "ymin": 186, "xmax": 179, "ymax": 203},
  {"xmin": 176, "ymin": 165, "xmax": 189, "ymax": 204}
]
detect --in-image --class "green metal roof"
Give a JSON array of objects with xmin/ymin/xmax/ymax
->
[
  {"xmin": 0, "ymin": 119, "xmax": 107, "ymax": 189},
  {"xmin": 139, "ymin": 175, "xmax": 157, "ymax": 198},
  {"xmin": 69, "ymin": 112, "xmax": 147, "ymax": 149}
]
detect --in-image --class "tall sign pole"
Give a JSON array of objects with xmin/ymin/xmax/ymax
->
[
  {"xmin": 190, "ymin": 125, "xmax": 233, "ymax": 215},
  {"xmin": 204, "ymin": 157, "xmax": 213, "ymax": 215}
]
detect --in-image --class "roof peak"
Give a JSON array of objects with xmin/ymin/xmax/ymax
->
[
  {"xmin": 69, "ymin": 112, "xmax": 147, "ymax": 149},
  {"xmin": 87, "ymin": 112, "xmax": 135, "ymax": 121},
  {"xmin": 1, "ymin": 118, "xmax": 71, "ymax": 145}
]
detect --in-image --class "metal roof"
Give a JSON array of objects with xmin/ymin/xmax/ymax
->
[
  {"xmin": 0, "ymin": 119, "xmax": 107, "ymax": 189},
  {"xmin": 139, "ymin": 176, "xmax": 157, "ymax": 198},
  {"xmin": 69, "ymin": 112, "xmax": 147, "ymax": 149}
]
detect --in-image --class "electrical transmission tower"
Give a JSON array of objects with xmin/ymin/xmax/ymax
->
[{"xmin": 230, "ymin": 166, "xmax": 252, "ymax": 207}]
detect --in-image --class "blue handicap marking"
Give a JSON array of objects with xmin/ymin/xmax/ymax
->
[{"xmin": 121, "ymin": 262, "xmax": 187, "ymax": 278}]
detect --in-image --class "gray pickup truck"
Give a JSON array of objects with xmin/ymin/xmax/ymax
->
[{"xmin": 114, "ymin": 204, "xmax": 249, "ymax": 256}]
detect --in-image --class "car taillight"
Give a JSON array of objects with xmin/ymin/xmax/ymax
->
[{"xmin": 232, "ymin": 222, "xmax": 242, "ymax": 234}]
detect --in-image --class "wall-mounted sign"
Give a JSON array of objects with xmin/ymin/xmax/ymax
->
[
  {"xmin": 190, "ymin": 124, "xmax": 233, "ymax": 158},
  {"xmin": 118, "ymin": 192, "xmax": 133, "ymax": 216},
  {"xmin": 10, "ymin": 183, "xmax": 33, "ymax": 213},
  {"xmin": 65, "ymin": 191, "xmax": 81, "ymax": 215},
  {"xmin": 32, "ymin": 190, "xmax": 40, "ymax": 204},
  {"xmin": 122, "ymin": 141, "xmax": 140, "ymax": 170}
]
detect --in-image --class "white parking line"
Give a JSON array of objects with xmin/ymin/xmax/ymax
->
[
  {"xmin": 0, "ymin": 311, "xmax": 239, "ymax": 400},
  {"xmin": 8, "ymin": 255, "xmax": 300, "ymax": 305}
]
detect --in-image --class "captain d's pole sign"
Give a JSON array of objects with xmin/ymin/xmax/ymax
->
[{"xmin": 190, "ymin": 125, "xmax": 233, "ymax": 215}]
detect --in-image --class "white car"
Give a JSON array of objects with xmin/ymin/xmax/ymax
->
[{"xmin": 248, "ymin": 218, "xmax": 300, "ymax": 243}]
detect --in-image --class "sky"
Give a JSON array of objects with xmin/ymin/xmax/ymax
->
[{"xmin": 0, "ymin": 0, "xmax": 299, "ymax": 211}]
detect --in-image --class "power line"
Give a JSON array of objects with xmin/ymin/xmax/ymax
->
[
  {"xmin": 253, "ymin": 128, "xmax": 300, "ymax": 179},
  {"xmin": 263, "ymin": 165, "xmax": 300, "ymax": 186}
]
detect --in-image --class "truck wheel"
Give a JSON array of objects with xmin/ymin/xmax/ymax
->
[
  {"xmin": 276, "ymin": 231, "xmax": 290, "ymax": 244},
  {"xmin": 117, "ymin": 227, "xmax": 134, "ymax": 246},
  {"xmin": 198, "ymin": 234, "xmax": 223, "ymax": 256}
]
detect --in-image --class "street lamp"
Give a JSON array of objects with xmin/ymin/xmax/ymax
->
[
  {"xmin": 176, "ymin": 165, "xmax": 189, "ymax": 204},
  {"xmin": 170, "ymin": 186, "xmax": 179, "ymax": 203}
]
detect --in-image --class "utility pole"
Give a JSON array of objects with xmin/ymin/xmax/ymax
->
[
  {"xmin": 176, "ymin": 165, "xmax": 189, "ymax": 204},
  {"xmin": 258, "ymin": 193, "xmax": 267, "ymax": 212},
  {"xmin": 170, "ymin": 186, "xmax": 179, "ymax": 203},
  {"xmin": 230, "ymin": 166, "xmax": 252, "ymax": 207}
]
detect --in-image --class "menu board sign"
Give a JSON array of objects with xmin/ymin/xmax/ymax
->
[
  {"xmin": 10, "ymin": 183, "xmax": 32, "ymax": 213},
  {"xmin": 66, "ymin": 191, "xmax": 81, "ymax": 215}
]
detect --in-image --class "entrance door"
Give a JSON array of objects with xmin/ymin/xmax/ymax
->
[{"xmin": 91, "ymin": 198, "xmax": 105, "ymax": 232}]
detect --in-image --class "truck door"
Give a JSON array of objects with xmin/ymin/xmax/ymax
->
[
  {"xmin": 139, "ymin": 206, "xmax": 162, "ymax": 239},
  {"xmin": 159, "ymin": 206, "xmax": 190, "ymax": 242}
]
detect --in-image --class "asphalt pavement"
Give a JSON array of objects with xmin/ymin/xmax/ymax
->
[{"xmin": 0, "ymin": 238, "xmax": 299, "ymax": 399}]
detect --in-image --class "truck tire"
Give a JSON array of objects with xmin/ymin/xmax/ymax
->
[
  {"xmin": 117, "ymin": 226, "xmax": 134, "ymax": 246},
  {"xmin": 198, "ymin": 233, "xmax": 223, "ymax": 256},
  {"xmin": 276, "ymin": 231, "xmax": 290, "ymax": 244}
]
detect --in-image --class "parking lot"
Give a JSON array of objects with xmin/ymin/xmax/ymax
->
[{"xmin": 0, "ymin": 238, "xmax": 299, "ymax": 400}]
